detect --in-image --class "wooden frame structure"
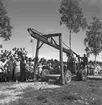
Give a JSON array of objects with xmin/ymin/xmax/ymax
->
[{"xmin": 28, "ymin": 28, "xmax": 72, "ymax": 84}]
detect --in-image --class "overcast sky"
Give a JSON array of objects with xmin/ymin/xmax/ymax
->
[{"xmin": 0, "ymin": 0, "xmax": 102, "ymax": 61}]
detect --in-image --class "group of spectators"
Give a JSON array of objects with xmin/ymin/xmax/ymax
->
[
  {"xmin": 0, "ymin": 48, "xmax": 34, "ymax": 82},
  {"xmin": 0, "ymin": 48, "xmax": 62, "ymax": 82},
  {"xmin": 1, "ymin": 47, "xmax": 100, "ymax": 82}
]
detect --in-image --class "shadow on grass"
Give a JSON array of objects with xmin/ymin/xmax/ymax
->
[
  {"xmin": 36, "ymin": 95, "xmax": 47, "ymax": 101},
  {"xmin": 0, "ymin": 94, "xmax": 8, "ymax": 100},
  {"xmin": 63, "ymin": 94, "xmax": 80, "ymax": 101}
]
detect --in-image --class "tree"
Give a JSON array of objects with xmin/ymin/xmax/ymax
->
[
  {"xmin": 0, "ymin": 0, "xmax": 12, "ymax": 48},
  {"xmin": 84, "ymin": 17, "xmax": 102, "ymax": 68},
  {"xmin": 59, "ymin": 0, "xmax": 87, "ymax": 48}
]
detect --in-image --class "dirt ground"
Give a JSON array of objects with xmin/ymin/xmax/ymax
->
[{"xmin": 0, "ymin": 79, "xmax": 102, "ymax": 105}]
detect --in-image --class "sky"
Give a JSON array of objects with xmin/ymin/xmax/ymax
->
[{"xmin": 0, "ymin": 0, "xmax": 102, "ymax": 61}]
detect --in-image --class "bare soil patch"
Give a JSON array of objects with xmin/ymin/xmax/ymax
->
[
  {"xmin": 0, "ymin": 82, "xmax": 60, "ymax": 105},
  {"xmin": 0, "ymin": 80, "xmax": 102, "ymax": 105}
]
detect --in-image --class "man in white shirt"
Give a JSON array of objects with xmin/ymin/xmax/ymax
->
[{"xmin": 0, "ymin": 59, "xmax": 3, "ymax": 73}]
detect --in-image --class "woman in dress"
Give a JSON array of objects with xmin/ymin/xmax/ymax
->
[{"xmin": 14, "ymin": 57, "xmax": 21, "ymax": 82}]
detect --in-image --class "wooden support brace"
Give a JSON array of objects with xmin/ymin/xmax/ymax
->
[{"xmin": 38, "ymin": 42, "xmax": 44, "ymax": 50}]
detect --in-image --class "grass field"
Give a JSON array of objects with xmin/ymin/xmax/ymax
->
[{"xmin": 0, "ymin": 79, "xmax": 102, "ymax": 105}]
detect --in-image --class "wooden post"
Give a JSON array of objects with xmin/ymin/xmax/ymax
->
[
  {"xmin": 33, "ymin": 39, "xmax": 40, "ymax": 81},
  {"xmin": 59, "ymin": 34, "xmax": 65, "ymax": 85},
  {"xmin": 32, "ymin": 39, "xmax": 35, "ymax": 58}
]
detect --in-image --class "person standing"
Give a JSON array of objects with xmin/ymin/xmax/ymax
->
[
  {"xmin": 7, "ymin": 56, "xmax": 14, "ymax": 82},
  {"xmin": 0, "ymin": 57, "xmax": 8, "ymax": 82},
  {"xmin": 0, "ymin": 58, "xmax": 4, "ymax": 73},
  {"xmin": 67, "ymin": 52, "xmax": 75, "ymax": 74},
  {"xmin": 0, "ymin": 58, "xmax": 4, "ymax": 81},
  {"xmin": 82, "ymin": 54, "xmax": 88, "ymax": 68},
  {"xmin": 20, "ymin": 57, "xmax": 26, "ymax": 82},
  {"xmin": 14, "ymin": 57, "xmax": 21, "ymax": 82}
]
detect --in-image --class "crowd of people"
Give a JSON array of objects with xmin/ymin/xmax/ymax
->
[
  {"xmin": 0, "ymin": 47, "xmax": 101, "ymax": 82},
  {"xmin": 0, "ymin": 47, "xmax": 61, "ymax": 82},
  {"xmin": 0, "ymin": 48, "xmax": 34, "ymax": 82},
  {"xmin": 0, "ymin": 47, "xmax": 89, "ymax": 82}
]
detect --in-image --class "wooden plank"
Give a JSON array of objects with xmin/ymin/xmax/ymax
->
[
  {"xmin": 44, "ymin": 33, "xmax": 61, "ymax": 37},
  {"xmin": 87, "ymin": 75, "xmax": 102, "ymax": 80},
  {"xmin": 44, "ymin": 74, "xmax": 61, "ymax": 80},
  {"xmin": 45, "ymin": 74, "xmax": 61, "ymax": 77}
]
